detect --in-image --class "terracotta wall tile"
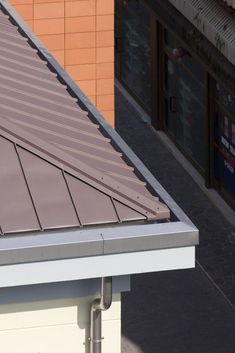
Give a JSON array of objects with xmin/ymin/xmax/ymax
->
[
  {"xmin": 75, "ymin": 80, "xmax": 96, "ymax": 95},
  {"xmin": 13, "ymin": 4, "xmax": 33, "ymax": 20},
  {"xmin": 97, "ymin": 78, "xmax": 114, "ymax": 95},
  {"xmin": 65, "ymin": 0, "xmax": 96, "ymax": 17},
  {"xmin": 65, "ymin": 32, "xmax": 95, "ymax": 49},
  {"xmin": 34, "ymin": 0, "xmax": 64, "ymax": 3},
  {"xmin": 97, "ymin": 0, "xmax": 114, "ymax": 15},
  {"xmin": 96, "ymin": 15, "xmax": 114, "ymax": 31},
  {"xmin": 65, "ymin": 48, "xmax": 96, "ymax": 65},
  {"xmin": 96, "ymin": 46, "xmax": 114, "ymax": 63},
  {"xmin": 96, "ymin": 31, "xmax": 113, "ymax": 47},
  {"xmin": 97, "ymin": 94, "xmax": 114, "ymax": 111},
  {"xmin": 34, "ymin": 3, "xmax": 64, "ymax": 19},
  {"xmin": 96, "ymin": 62, "xmax": 114, "ymax": 79},
  {"xmin": 40, "ymin": 34, "xmax": 65, "ymax": 50},
  {"xmin": 101, "ymin": 110, "xmax": 114, "ymax": 126},
  {"xmin": 65, "ymin": 16, "xmax": 95, "ymax": 33},
  {"xmin": 9, "ymin": 0, "xmax": 33, "ymax": 5},
  {"xmin": 34, "ymin": 18, "xmax": 64, "ymax": 35},
  {"xmin": 66, "ymin": 64, "xmax": 96, "ymax": 80}
]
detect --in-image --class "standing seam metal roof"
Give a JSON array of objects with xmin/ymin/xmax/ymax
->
[{"xmin": 0, "ymin": 6, "xmax": 170, "ymax": 235}]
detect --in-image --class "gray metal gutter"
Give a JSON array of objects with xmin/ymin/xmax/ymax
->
[{"xmin": 0, "ymin": 222, "xmax": 198, "ymax": 266}]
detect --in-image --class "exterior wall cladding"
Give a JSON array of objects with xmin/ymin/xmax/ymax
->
[{"xmin": 9, "ymin": 0, "xmax": 115, "ymax": 127}]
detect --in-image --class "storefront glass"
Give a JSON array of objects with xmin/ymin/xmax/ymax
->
[
  {"xmin": 164, "ymin": 31, "xmax": 206, "ymax": 172},
  {"xmin": 115, "ymin": 0, "xmax": 152, "ymax": 110}
]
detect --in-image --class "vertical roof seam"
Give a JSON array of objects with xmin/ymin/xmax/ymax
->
[
  {"xmin": 62, "ymin": 171, "xmax": 83, "ymax": 227},
  {"xmin": 110, "ymin": 197, "xmax": 122, "ymax": 224},
  {"xmin": 14, "ymin": 144, "xmax": 42, "ymax": 231}
]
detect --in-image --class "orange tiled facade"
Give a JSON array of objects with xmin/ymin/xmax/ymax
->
[{"xmin": 9, "ymin": 0, "xmax": 115, "ymax": 126}]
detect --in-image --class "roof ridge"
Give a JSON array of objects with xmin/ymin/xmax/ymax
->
[{"xmin": 0, "ymin": 116, "xmax": 169, "ymax": 220}]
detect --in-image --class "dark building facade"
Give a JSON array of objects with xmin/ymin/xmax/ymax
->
[{"xmin": 115, "ymin": 0, "xmax": 235, "ymax": 211}]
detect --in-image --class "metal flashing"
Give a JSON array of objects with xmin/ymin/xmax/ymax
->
[{"xmin": 0, "ymin": 222, "xmax": 198, "ymax": 266}]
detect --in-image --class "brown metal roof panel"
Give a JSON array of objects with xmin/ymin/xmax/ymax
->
[
  {"xmin": 0, "ymin": 54, "xmax": 53, "ymax": 75},
  {"xmin": 0, "ymin": 46, "xmax": 47, "ymax": 66},
  {"xmin": 0, "ymin": 74, "xmax": 78, "ymax": 105},
  {"xmin": 52, "ymin": 138, "xmax": 121, "ymax": 158},
  {"xmin": 0, "ymin": 137, "xmax": 40, "ymax": 234},
  {"xmin": 0, "ymin": 64, "xmax": 68, "ymax": 91},
  {"xmin": 0, "ymin": 19, "xmax": 20, "ymax": 32},
  {"xmin": 0, "ymin": 27, "xmax": 28, "ymax": 42},
  {"xmin": 8, "ymin": 120, "xmax": 113, "ymax": 151},
  {"xmin": 6, "ymin": 110, "xmax": 109, "ymax": 143},
  {"xmin": 113, "ymin": 200, "xmax": 146, "ymax": 222},
  {"xmin": 52, "ymin": 144, "xmax": 134, "ymax": 173},
  {"xmin": 0, "ymin": 93, "xmax": 89, "ymax": 124},
  {"xmin": 65, "ymin": 174, "xmax": 119, "ymax": 226},
  {"xmin": 0, "ymin": 56, "xmax": 57, "ymax": 80},
  {"xmin": 0, "ymin": 36, "xmax": 39, "ymax": 52},
  {"xmin": 0, "ymin": 31, "xmax": 29, "ymax": 46},
  {"xmin": 0, "ymin": 105, "xmax": 98, "ymax": 135},
  {"xmin": 0, "ymin": 116, "xmax": 169, "ymax": 221},
  {"xmin": 0, "ymin": 82, "xmax": 86, "ymax": 114},
  {"xmin": 18, "ymin": 148, "xmax": 80, "ymax": 230}
]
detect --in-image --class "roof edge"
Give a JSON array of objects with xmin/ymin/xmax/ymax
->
[{"xmin": 0, "ymin": 221, "xmax": 199, "ymax": 266}]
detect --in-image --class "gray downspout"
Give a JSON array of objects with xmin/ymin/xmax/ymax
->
[{"xmin": 89, "ymin": 277, "xmax": 113, "ymax": 353}]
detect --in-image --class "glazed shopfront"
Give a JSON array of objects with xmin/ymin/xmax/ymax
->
[{"xmin": 115, "ymin": 0, "xmax": 235, "ymax": 210}]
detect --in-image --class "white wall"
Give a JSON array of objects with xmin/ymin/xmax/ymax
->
[{"xmin": 0, "ymin": 294, "xmax": 121, "ymax": 353}]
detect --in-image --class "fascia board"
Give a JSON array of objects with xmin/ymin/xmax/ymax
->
[
  {"xmin": 0, "ymin": 246, "xmax": 195, "ymax": 288},
  {"xmin": 0, "ymin": 221, "xmax": 198, "ymax": 266}
]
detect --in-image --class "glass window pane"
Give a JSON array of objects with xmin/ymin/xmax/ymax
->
[
  {"xmin": 119, "ymin": 1, "xmax": 152, "ymax": 110},
  {"xmin": 164, "ymin": 30, "xmax": 206, "ymax": 171}
]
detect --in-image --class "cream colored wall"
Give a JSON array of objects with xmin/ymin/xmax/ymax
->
[{"xmin": 0, "ymin": 293, "xmax": 121, "ymax": 353}]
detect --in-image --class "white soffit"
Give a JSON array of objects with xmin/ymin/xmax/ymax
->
[
  {"xmin": 169, "ymin": 0, "xmax": 235, "ymax": 65},
  {"xmin": 0, "ymin": 247, "xmax": 195, "ymax": 288}
]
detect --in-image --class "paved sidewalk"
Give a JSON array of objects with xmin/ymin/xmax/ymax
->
[{"xmin": 115, "ymin": 86, "xmax": 235, "ymax": 353}]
